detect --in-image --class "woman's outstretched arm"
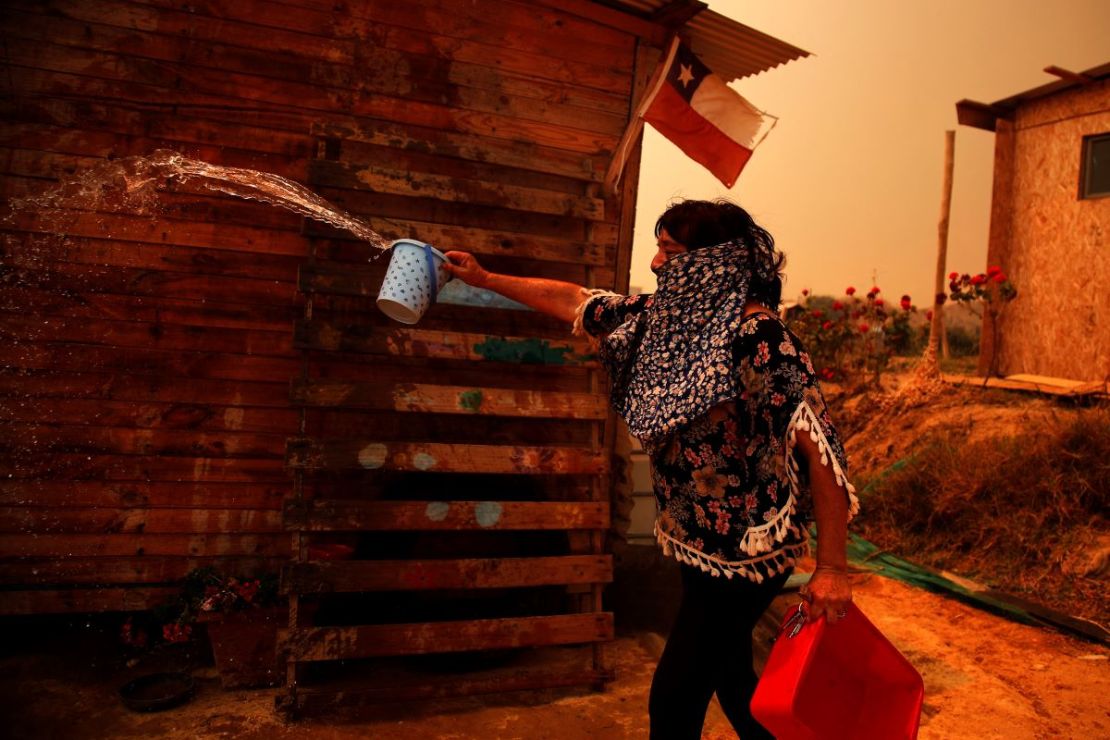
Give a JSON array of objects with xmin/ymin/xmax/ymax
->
[{"xmin": 443, "ymin": 251, "xmax": 591, "ymax": 324}]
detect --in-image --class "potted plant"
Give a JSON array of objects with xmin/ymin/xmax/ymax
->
[{"xmin": 165, "ymin": 567, "xmax": 287, "ymax": 689}]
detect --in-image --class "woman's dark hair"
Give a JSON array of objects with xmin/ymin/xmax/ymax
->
[{"xmin": 654, "ymin": 198, "xmax": 786, "ymax": 309}]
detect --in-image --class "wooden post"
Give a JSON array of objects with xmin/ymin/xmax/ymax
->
[{"xmin": 927, "ymin": 130, "xmax": 956, "ymax": 369}]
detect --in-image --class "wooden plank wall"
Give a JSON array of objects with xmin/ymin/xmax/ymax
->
[{"xmin": 0, "ymin": 0, "xmax": 647, "ymax": 623}]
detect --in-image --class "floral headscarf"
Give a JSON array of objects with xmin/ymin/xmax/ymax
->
[{"xmin": 599, "ymin": 240, "xmax": 770, "ymax": 443}]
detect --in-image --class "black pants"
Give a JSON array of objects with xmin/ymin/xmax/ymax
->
[{"xmin": 649, "ymin": 564, "xmax": 790, "ymax": 740}]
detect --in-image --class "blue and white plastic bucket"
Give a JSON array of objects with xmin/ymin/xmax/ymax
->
[{"xmin": 376, "ymin": 239, "xmax": 452, "ymax": 324}]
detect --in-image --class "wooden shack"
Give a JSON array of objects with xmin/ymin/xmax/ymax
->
[
  {"xmin": 0, "ymin": 0, "xmax": 806, "ymax": 710},
  {"xmin": 957, "ymin": 63, "xmax": 1110, "ymax": 382}
]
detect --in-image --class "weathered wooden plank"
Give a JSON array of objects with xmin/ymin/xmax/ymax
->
[
  {"xmin": 531, "ymin": 0, "xmax": 667, "ymax": 44},
  {"xmin": 0, "ymin": 315, "xmax": 295, "ymax": 358},
  {"xmin": 307, "ymin": 160, "xmax": 606, "ymax": 221},
  {"xmin": 312, "ymin": 118, "xmax": 604, "ymax": 183},
  {"xmin": 1, "ymin": 34, "xmax": 352, "ymax": 114},
  {"xmin": 286, "ymin": 665, "xmax": 612, "ymax": 711},
  {"xmin": 0, "ymin": 426, "xmax": 286, "ymax": 459},
  {"xmin": 423, "ymin": 0, "xmax": 633, "ymax": 49},
  {"xmin": 0, "ymin": 556, "xmax": 278, "ymax": 585},
  {"xmin": 290, "ymin": 380, "xmax": 607, "ymax": 420},
  {"xmin": 0, "ymin": 100, "xmax": 313, "ymax": 161},
  {"xmin": 4, "ymin": 66, "xmax": 314, "ymax": 132},
  {"xmin": 0, "ymin": 124, "xmax": 308, "ymax": 184},
  {"xmin": 0, "ymin": 587, "xmax": 178, "ymax": 615},
  {"xmin": 281, "ymin": 555, "xmax": 612, "ymax": 594},
  {"xmin": 941, "ymin": 373, "xmax": 1108, "ymax": 397},
  {"xmin": 0, "ymin": 422, "xmax": 285, "ymax": 459},
  {"xmin": 0, "ymin": 398, "xmax": 298, "ymax": 434},
  {"xmin": 0, "ymin": 372, "xmax": 289, "ymax": 409},
  {"xmin": 7, "ymin": 0, "xmax": 350, "ymax": 64},
  {"xmin": 0, "ymin": 480, "xmax": 286, "ymax": 510},
  {"xmin": 293, "ymin": 318, "xmax": 596, "ymax": 367},
  {"xmin": 3, "ymin": 263, "xmax": 297, "ymax": 311},
  {"xmin": 286, "ymin": 439, "xmax": 607, "ymax": 475},
  {"xmin": 5, "ymin": 342, "xmax": 303, "ymax": 381},
  {"xmin": 306, "ymin": 185, "xmax": 614, "ymax": 247},
  {"xmin": 0, "ymin": 506, "xmax": 282, "ymax": 535},
  {"xmin": 0, "ymin": 453, "xmax": 287, "ymax": 482},
  {"xmin": 334, "ymin": 0, "xmax": 635, "ymax": 70},
  {"xmin": 2, "ymin": 232, "xmax": 302, "ymax": 283},
  {"xmin": 282, "ymin": 500, "xmax": 609, "ymax": 532},
  {"xmin": 4, "ymin": 209, "xmax": 308, "ymax": 257},
  {"xmin": 351, "ymin": 94, "xmax": 618, "ymax": 156},
  {"xmin": 320, "ymin": 135, "xmax": 596, "ymax": 198},
  {"xmin": 348, "ymin": 15, "xmax": 630, "ymax": 95},
  {"xmin": 0, "ymin": 287, "xmax": 298, "ymax": 333},
  {"xmin": 278, "ymin": 612, "xmax": 614, "ymax": 661},
  {"xmin": 0, "ymin": 533, "xmax": 289, "ymax": 558},
  {"xmin": 300, "ymin": 208, "xmax": 606, "ymax": 264},
  {"xmin": 298, "ymin": 409, "xmax": 593, "ymax": 448}
]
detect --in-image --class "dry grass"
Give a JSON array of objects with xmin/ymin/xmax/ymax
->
[{"xmin": 855, "ymin": 405, "xmax": 1110, "ymax": 623}]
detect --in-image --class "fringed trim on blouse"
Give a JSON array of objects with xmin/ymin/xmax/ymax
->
[
  {"xmin": 785, "ymin": 400, "xmax": 861, "ymax": 522},
  {"xmin": 571, "ymin": 289, "xmax": 621, "ymax": 337},
  {"xmin": 654, "ymin": 520, "xmax": 809, "ymax": 584}
]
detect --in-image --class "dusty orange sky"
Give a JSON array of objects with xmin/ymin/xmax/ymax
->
[{"xmin": 630, "ymin": 0, "xmax": 1110, "ymax": 306}]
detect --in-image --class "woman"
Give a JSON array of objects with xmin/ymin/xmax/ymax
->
[{"xmin": 444, "ymin": 199, "xmax": 858, "ymax": 739}]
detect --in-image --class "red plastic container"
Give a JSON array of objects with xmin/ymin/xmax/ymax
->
[{"xmin": 751, "ymin": 602, "xmax": 924, "ymax": 739}]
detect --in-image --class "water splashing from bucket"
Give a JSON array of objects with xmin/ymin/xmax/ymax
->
[{"xmin": 4, "ymin": 149, "xmax": 391, "ymax": 253}]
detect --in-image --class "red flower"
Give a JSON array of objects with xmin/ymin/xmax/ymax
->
[
  {"xmin": 869, "ymin": 286, "xmax": 880, "ymax": 296},
  {"xmin": 801, "ymin": 288, "xmax": 810, "ymax": 296},
  {"xmin": 858, "ymin": 323, "xmax": 870, "ymax": 333},
  {"xmin": 874, "ymin": 298, "xmax": 884, "ymax": 306},
  {"xmin": 900, "ymin": 295, "xmax": 912, "ymax": 310},
  {"xmin": 845, "ymin": 286, "xmax": 856, "ymax": 296},
  {"xmin": 992, "ymin": 273, "xmax": 1006, "ymax": 283},
  {"xmin": 987, "ymin": 265, "xmax": 1002, "ymax": 276},
  {"xmin": 235, "ymin": 579, "xmax": 260, "ymax": 603},
  {"xmin": 821, "ymin": 320, "xmax": 833, "ymax": 331},
  {"xmin": 970, "ymin": 274, "xmax": 987, "ymax": 286},
  {"xmin": 120, "ymin": 617, "xmax": 148, "ymax": 648},
  {"xmin": 948, "ymin": 271, "xmax": 959, "ymax": 280},
  {"xmin": 811, "ymin": 309, "xmax": 823, "ymax": 318},
  {"xmin": 162, "ymin": 623, "xmax": 193, "ymax": 644},
  {"xmin": 831, "ymin": 300, "xmax": 844, "ymax": 311},
  {"xmin": 925, "ymin": 310, "xmax": 934, "ymax": 321}
]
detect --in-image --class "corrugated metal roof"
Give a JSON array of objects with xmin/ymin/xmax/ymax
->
[
  {"xmin": 605, "ymin": 0, "xmax": 810, "ymax": 81},
  {"xmin": 957, "ymin": 61, "xmax": 1110, "ymax": 131}
]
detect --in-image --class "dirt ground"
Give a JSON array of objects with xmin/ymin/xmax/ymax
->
[{"xmin": 2, "ymin": 566, "xmax": 1108, "ymax": 739}]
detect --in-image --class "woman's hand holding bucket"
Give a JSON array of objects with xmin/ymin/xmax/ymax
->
[
  {"xmin": 799, "ymin": 567, "xmax": 853, "ymax": 625},
  {"xmin": 442, "ymin": 251, "xmax": 491, "ymax": 288}
]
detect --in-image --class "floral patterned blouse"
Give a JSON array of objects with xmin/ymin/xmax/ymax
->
[{"xmin": 581, "ymin": 293, "xmax": 859, "ymax": 583}]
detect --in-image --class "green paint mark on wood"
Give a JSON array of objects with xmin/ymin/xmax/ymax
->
[
  {"xmin": 458, "ymin": 389, "xmax": 484, "ymax": 412},
  {"xmin": 473, "ymin": 337, "xmax": 584, "ymax": 365}
]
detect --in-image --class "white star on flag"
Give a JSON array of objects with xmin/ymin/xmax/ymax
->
[{"xmin": 677, "ymin": 63, "xmax": 695, "ymax": 87}]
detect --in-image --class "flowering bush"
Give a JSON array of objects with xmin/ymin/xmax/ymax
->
[
  {"xmin": 947, "ymin": 266, "xmax": 1017, "ymax": 375},
  {"xmin": 790, "ymin": 285, "xmax": 921, "ymax": 387}
]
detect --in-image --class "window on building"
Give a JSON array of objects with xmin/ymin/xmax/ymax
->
[{"xmin": 1080, "ymin": 132, "xmax": 1110, "ymax": 199}]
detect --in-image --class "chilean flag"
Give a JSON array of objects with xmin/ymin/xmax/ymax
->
[{"xmin": 606, "ymin": 37, "xmax": 776, "ymax": 190}]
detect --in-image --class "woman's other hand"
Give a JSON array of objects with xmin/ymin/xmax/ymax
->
[
  {"xmin": 443, "ymin": 251, "xmax": 490, "ymax": 288},
  {"xmin": 799, "ymin": 568, "xmax": 852, "ymax": 625}
]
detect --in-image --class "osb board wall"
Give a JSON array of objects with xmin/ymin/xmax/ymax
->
[
  {"xmin": 985, "ymin": 79, "xmax": 1110, "ymax": 380},
  {"xmin": 0, "ymin": 0, "xmax": 641, "ymax": 615}
]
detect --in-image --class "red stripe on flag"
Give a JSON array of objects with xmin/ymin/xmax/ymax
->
[{"xmin": 644, "ymin": 83, "xmax": 754, "ymax": 188}]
